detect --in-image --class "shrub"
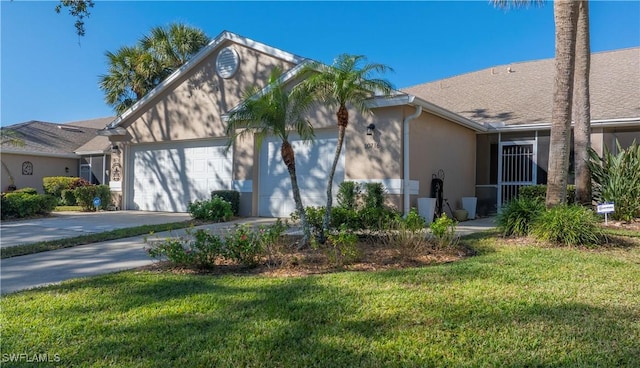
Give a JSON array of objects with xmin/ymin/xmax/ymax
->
[
  {"xmin": 330, "ymin": 207, "xmax": 362, "ymax": 230},
  {"xmin": 381, "ymin": 217, "xmax": 429, "ymax": 256},
  {"xmin": 497, "ymin": 197, "xmax": 545, "ymax": 237},
  {"xmin": 363, "ymin": 182, "xmax": 386, "ymax": 210},
  {"xmin": 61, "ymin": 189, "xmax": 77, "ymax": 206},
  {"xmin": 325, "ymin": 225, "xmax": 360, "ymax": 267},
  {"xmin": 429, "ymin": 213, "xmax": 458, "ymax": 248},
  {"xmin": 588, "ymin": 140, "xmax": 640, "ymax": 222},
  {"xmin": 360, "ymin": 207, "xmax": 400, "ymax": 230},
  {"xmin": 211, "ymin": 190, "xmax": 240, "ymax": 216},
  {"xmin": 43, "ymin": 177, "xmax": 77, "ymax": 198},
  {"xmin": 1, "ymin": 193, "xmax": 57, "ymax": 219},
  {"xmin": 403, "ymin": 208, "xmax": 426, "ymax": 231},
  {"xmin": 519, "ymin": 184, "xmax": 575, "ymax": 205},
  {"xmin": 74, "ymin": 185, "xmax": 111, "ymax": 211},
  {"xmin": 145, "ymin": 221, "xmax": 288, "ymax": 269},
  {"xmin": 188, "ymin": 196, "xmax": 232, "ymax": 222},
  {"xmin": 13, "ymin": 187, "xmax": 38, "ymax": 195},
  {"xmin": 531, "ymin": 205, "xmax": 604, "ymax": 246},
  {"xmin": 258, "ymin": 219, "xmax": 289, "ymax": 267},
  {"xmin": 223, "ymin": 224, "xmax": 264, "ymax": 266},
  {"xmin": 337, "ymin": 181, "xmax": 360, "ymax": 209}
]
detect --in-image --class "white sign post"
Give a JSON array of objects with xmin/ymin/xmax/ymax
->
[{"xmin": 597, "ymin": 202, "xmax": 615, "ymax": 225}]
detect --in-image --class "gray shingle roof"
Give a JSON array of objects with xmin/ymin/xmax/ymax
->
[
  {"xmin": 1, "ymin": 117, "xmax": 114, "ymax": 156},
  {"xmin": 403, "ymin": 48, "xmax": 640, "ymax": 126}
]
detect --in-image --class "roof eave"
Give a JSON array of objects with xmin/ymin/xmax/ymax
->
[
  {"xmin": 0, "ymin": 149, "xmax": 80, "ymax": 159},
  {"xmin": 483, "ymin": 117, "xmax": 640, "ymax": 133},
  {"xmin": 366, "ymin": 94, "xmax": 488, "ymax": 133}
]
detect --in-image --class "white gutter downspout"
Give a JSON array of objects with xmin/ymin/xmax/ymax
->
[{"xmin": 403, "ymin": 105, "xmax": 422, "ymax": 216}]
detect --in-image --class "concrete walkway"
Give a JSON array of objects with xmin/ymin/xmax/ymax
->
[{"xmin": 0, "ymin": 216, "xmax": 495, "ymax": 295}]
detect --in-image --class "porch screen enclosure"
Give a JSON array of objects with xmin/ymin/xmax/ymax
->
[{"xmin": 498, "ymin": 140, "xmax": 537, "ymax": 205}]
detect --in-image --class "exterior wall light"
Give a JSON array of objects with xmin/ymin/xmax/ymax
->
[{"xmin": 366, "ymin": 124, "xmax": 376, "ymax": 135}]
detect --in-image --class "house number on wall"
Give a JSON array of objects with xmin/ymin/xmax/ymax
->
[{"xmin": 364, "ymin": 143, "xmax": 382, "ymax": 150}]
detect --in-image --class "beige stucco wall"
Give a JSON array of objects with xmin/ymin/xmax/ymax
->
[
  {"xmin": 1, "ymin": 153, "xmax": 78, "ymax": 193},
  {"xmin": 121, "ymin": 40, "xmax": 296, "ymax": 145},
  {"xmin": 408, "ymin": 110, "xmax": 476, "ymax": 214}
]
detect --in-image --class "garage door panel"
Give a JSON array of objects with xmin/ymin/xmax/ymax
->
[
  {"xmin": 259, "ymin": 131, "xmax": 344, "ymax": 217},
  {"xmin": 131, "ymin": 140, "xmax": 232, "ymax": 212}
]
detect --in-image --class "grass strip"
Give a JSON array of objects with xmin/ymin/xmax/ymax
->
[
  {"xmin": 1, "ymin": 221, "xmax": 197, "ymax": 259},
  {"xmin": 603, "ymin": 228, "xmax": 640, "ymax": 238}
]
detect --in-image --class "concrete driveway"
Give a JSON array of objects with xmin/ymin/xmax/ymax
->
[
  {"xmin": 0, "ymin": 211, "xmax": 192, "ymax": 247},
  {"xmin": 0, "ymin": 217, "xmax": 278, "ymax": 294}
]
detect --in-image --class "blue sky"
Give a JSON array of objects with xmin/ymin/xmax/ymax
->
[{"xmin": 1, "ymin": 1, "xmax": 639, "ymax": 127}]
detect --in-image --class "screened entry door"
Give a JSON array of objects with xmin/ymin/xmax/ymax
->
[{"xmin": 498, "ymin": 141, "xmax": 537, "ymax": 206}]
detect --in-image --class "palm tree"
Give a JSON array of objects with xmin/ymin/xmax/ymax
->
[
  {"xmin": 573, "ymin": 1, "xmax": 592, "ymax": 206},
  {"xmin": 99, "ymin": 46, "xmax": 163, "ymax": 114},
  {"xmin": 302, "ymin": 55, "xmax": 393, "ymax": 243},
  {"xmin": 546, "ymin": 0, "xmax": 580, "ymax": 207},
  {"xmin": 141, "ymin": 23, "xmax": 209, "ymax": 71},
  {"xmin": 226, "ymin": 68, "xmax": 316, "ymax": 246},
  {"xmin": 100, "ymin": 23, "xmax": 208, "ymax": 114},
  {"xmin": 492, "ymin": 0, "xmax": 591, "ymax": 208}
]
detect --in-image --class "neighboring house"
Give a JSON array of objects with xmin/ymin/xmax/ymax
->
[
  {"xmin": 98, "ymin": 30, "xmax": 639, "ymax": 217},
  {"xmin": 1, "ymin": 117, "xmax": 114, "ymax": 193},
  {"xmin": 404, "ymin": 47, "xmax": 640, "ymax": 215}
]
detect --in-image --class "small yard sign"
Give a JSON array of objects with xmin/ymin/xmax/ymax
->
[{"xmin": 597, "ymin": 202, "xmax": 615, "ymax": 225}]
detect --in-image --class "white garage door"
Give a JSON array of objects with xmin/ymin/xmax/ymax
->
[
  {"xmin": 259, "ymin": 130, "xmax": 345, "ymax": 217},
  {"xmin": 130, "ymin": 140, "xmax": 232, "ymax": 212}
]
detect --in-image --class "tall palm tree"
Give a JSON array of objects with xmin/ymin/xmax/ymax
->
[
  {"xmin": 302, "ymin": 55, "xmax": 393, "ymax": 243},
  {"xmin": 573, "ymin": 1, "xmax": 592, "ymax": 206},
  {"xmin": 226, "ymin": 68, "xmax": 316, "ymax": 246},
  {"xmin": 546, "ymin": 0, "xmax": 580, "ymax": 207},
  {"xmin": 141, "ymin": 23, "xmax": 209, "ymax": 71},
  {"xmin": 492, "ymin": 0, "xmax": 591, "ymax": 208},
  {"xmin": 100, "ymin": 23, "xmax": 209, "ymax": 114},
  {"xmin": 99, "ymin": 46, "xmax": 163, "ymax": 114}
]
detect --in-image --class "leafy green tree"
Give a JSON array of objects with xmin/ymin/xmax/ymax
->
[
  {"xmin": 302, "ymin": 54, "xmax": 393, "ymax": 243},
  {"xmin": 55, "ymin": 0, "xmax": 94, "ymax": 37},
  {"xmin": 226, "ymin": 68, "xmax": 316, "ymax": 246}
]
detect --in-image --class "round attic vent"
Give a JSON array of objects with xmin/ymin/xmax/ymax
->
[{"xmin": 216, "ymin": 46, "xmax": 240, "ymax": 79}]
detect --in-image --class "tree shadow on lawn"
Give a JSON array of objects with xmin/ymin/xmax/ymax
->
[{"xmin": 38, "ymin": 271, "xmax": 640, "ymax": 367}]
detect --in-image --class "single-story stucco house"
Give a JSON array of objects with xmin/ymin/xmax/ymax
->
[
  {"xmin": 1, "ymin": 117, "xmax": 114, "ymax": 193},
  {"xmin": 92, "ymin": 30, "xmax": 638, "ymax": 218}
]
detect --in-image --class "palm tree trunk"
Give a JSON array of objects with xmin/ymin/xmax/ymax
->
[
  {"xmin": 281, "ymin": 140, "xmax": 311, "ymax": 246},
  {"xmin": 320, "ymin": 105, "xmax": 349, "ymax": 244},
  {"xmin": 573, "ymin": 0, "xmax": 592, "ymax": 206},
  {"xmin": 546, "ymin": 0, "xmax": 580, "ymax": 208}
]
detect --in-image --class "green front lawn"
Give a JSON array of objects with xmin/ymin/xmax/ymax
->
[{"xmin": 2, "ymin": 234, "xmax": 639, "ymax": 367}]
